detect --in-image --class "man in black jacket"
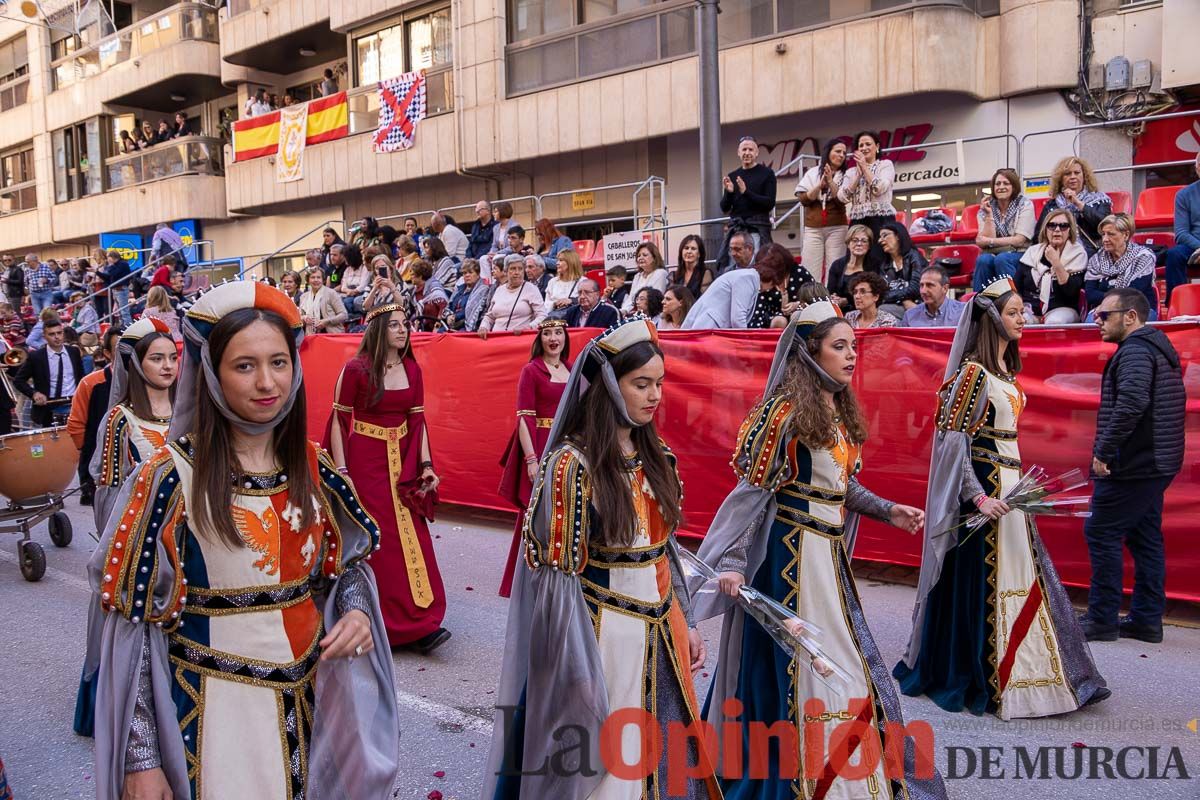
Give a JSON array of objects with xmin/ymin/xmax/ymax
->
[
  {"xmin": 1081, "ymin": 288, "xmax": 1185, "ymax": 643},
  {"xmin": 466, "ymin": 201, "xmax": 496, "ymax": 260},
  {"xmin": 562, "ymin": 279, "xmax": 618, "ymax": 329},
  {"xmin": 13, "ymin": 314, "xmax": 85, "ymax": 427},
  {"xmin": 716, "ymin": 136, "xmax": 776, "ymax": 274}
]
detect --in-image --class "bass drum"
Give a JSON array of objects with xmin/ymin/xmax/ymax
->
[{"xmin": 0, "ymin": 426, "xmax": 79, "ymax": 503}]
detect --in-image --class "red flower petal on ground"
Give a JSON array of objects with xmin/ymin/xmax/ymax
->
[
  {"xmin": 433, "ymin": 771, "xmax": 446, "ymax": 778},
  {"xmin": 1071, "ymin": 742, "xmax": 1086, "ymax": 748},
  {"xmin": 427, "ymin": 791, "xmax": 443, "ymax": 800}
]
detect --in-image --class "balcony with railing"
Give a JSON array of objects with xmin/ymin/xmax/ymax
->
[
  {"xmin": 104, "ymin": 135, "xmax": 223, "ymax": 190},
  {"xmin": 220, "ymin": 0, "xmax": 340, "ymax": 74},
  {"xmin": 48, "ymin": 3, "xmax": 224, "ymax": 116}
]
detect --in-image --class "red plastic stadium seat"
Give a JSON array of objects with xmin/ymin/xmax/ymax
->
[
  {"xmin": 949, "ymin": 203, "xmax": 981, "ymax": 242},
  {"xmin": 929, "ymin": 244, "xmax": 981, "ymax": 289},
  {"xmin": 572, "ymin": 240, "xmax": 596, "ymax": 261},
  {"xmin": 1108, "ymin": 190, "xmax": 1132, "ymax": 215},
  {"xmin": 1168, "ymin": 284, "xmax": 1200, "ymax": 318},
  {"xmin": 1134, "ymin": 186, "xmax": 1181, "ymax": 230},
  {"xmin": 1031, "ymin": 197, "xmax": 1050, "ymax": 219},
  {"xmin": 585, "ymin": 268, "xmax": 606, "ymax": 286},
  {"xmin": 1133, "ymin": 231, "xmax": 1175, "ymax": 249},
  {"xmin": 582, "ymin": 241, "xmax": 604, "ymax": 268},
  {"xmin": 909, "ymin": 207, "xmax": 958, "ymax": 245}
]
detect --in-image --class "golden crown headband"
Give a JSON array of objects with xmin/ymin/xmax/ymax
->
[
  {"xmin": 538, "ymin": 318, "xmax": 568, "ymax": 331},
  {"xmin": 365, "ymin": 303, "xmax": 405, "ymax": 324}
]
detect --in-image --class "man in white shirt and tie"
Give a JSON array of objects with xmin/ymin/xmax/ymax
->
[{"xmin": 14, "ymin": 314, "xmax": 84, "ymax": 427}]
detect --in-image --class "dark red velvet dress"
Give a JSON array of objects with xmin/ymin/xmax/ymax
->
[
  {"xmin": 496, "ymin": 358, "xmax": 570, "ymax": 597},
  {"xmin": 326, "ymin": 356, "xmax": 446, "ymax": 644}
]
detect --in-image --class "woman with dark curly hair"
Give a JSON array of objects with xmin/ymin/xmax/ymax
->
[{"xmin": 845, "ymin": 271, "xmax": 898, "ymax": 328}]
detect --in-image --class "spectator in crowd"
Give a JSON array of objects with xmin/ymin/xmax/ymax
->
[
  {"xmin": 422, "ymin": 236, "xmax": 459, "ymax": 287},
  {"xmin": 14, "ymin": 313, "xmax": 83, "ymax": 425},
  {"xmin": 633, "ymin": 287, "xmax": 664, "ymax": 324},
  {"xmin": 1082, "ymin": 287, "xmax": 1184, "ymax": 644},
  {"xmin": 168, "ymin": 270, "xmax": 189, "ymax": 308},
  {"xmin": 535, "ymin": 218, "xmax": 574, "ymax": 272},
  {"xmin": 298, "ymin": 268, "xmax": 348, "ymax": 334},
  {"xmin": 282, "ymin": 93, "xmax": 297, "ymax": 107},
  {"xmin": 492, "ymin": 225, "xmax": 529, "ymax": 262},
  {"xmin": 562, "ymin": 278, "xmax": 618, "ymax": 329},
  {"xmin": 2, "ymin": 254, "xmax": 22, "ymax": 308},
  {"xmin": 726, "ymin": 230, "xmax": 756, "ymax": 271},
  {"xmin": 467, "ymin": 201, "xmax": 497, "ymax": 259},
  {"xmin": 378, "ymin": 225, "xmax": 401, "ymax": 260},
  {"xmin": 172, "ymin": 112, "xmax": 192, "ymax": 139},
  {"xmin": 490, "ymin": 202, "xmax": 518, "ymax": 253},
  {"xmin": 269, "ymin": 93, "xmax": 282, "ymax": 110},
  {"xmin": 59, "ymin": 259, "xmax": 88, "ymax": 303},
  {"xmin": 623, "ymin": 241, "xmax": 670, "ymax": 313},
  {"xmin": 903, "ymin": 265, "xmax": 965, "ymax": 327},
  {"xmin": 682, "ymin": 243, "xmax": 791, "ymax": 329},
  {"xmin": 278, "ymin": 271, "xmax": 301, "ymax": 304},
  {"xmin": 151, "ymin": 223, "xmax": 188, "ymax": 269},
  {"xmin": 658, "ymin": 284, "xmax": 694, "ymax": 331},
  {"xmin": 448, "ymin": 259, "xmax": 489, "ymax": 331},
  {"xmin": 140, "ymin": 286, "xmax": 182, "ymax": 341},
  {"xmin": 66, "ymin": 325, "xmax": 121, "ymax": 506},
  {"xmin": 431, "ymin": 212, "xmax": 468, "ymax": 262},
  {"xmin": 524, "ymin": 254, "xmax": 551, "ymax": 296},
  {"xmin": 673, "ymin": 235, "xmax": 712, "ymax": 297},
  {"xmin": 604, "ymin": 264, "xmax": 630, "ymax": 311},
  {"xmin": 139, "ymin": 120, "xmax": 159, "ymax": 146},
  {"xmin": 1165, "ymin": 151, "xmax": 1200, "ymax": 303},
  {"xmin": 100, "ymin": 249, "xmax": 133, "ymax": 326},
  {"xmin": 410, "ymin": 259, "xmax": 449, "ymax": 331},
  {"xmin": 718, "ymin": 136, "xmax": 776, "ymax": 273},
  {"xmin": 350, "ymin": 216, "xmax": 386, "ymax": 254},
  {"xmin": 25, "ymin": 307, "xmax": 60, "ymax": 350},
  {"xmin": 795, "ymin": 138, "xmax": 850, "ymax": 281},
  {"xmin": 826, "ymin": 224, "xmax": 873, "ymax": 311},
  {"xmin": 118, "ymin": 130, "xmax": 136, "ymax": 155},
  {"xmin": 155, "ymin": 118, "xmax": 172, "ymax": 143},
  {"xmin": 395, "ymin": 234, "xmax": 420, "ymax": 280},
  {"xmin": 793, "ymin": 281, "xmax": 832, "ymax": 313},
  {"xmin": 403, "ymin": 217, "xmax": 423, "ymax": 249},
  {"xmin": 478, "ymin": 254, "xmax": 547, "ymax": 337},
  {"xmin": 0, "ymin": 302, "xmax": 24, "ymax": 346},
  {"xmin": 746, "ymin": 243, "xmax": 811, "ymax": 329},
  {"xmin": 838, "ymin": 130, "xmax": 898, "ymax": 267},
  {"xmin": 337, "ymin": 247, "xmax": 371, "ymax": 317},
  {"xmin": 27, "ymin": 253, "xmax": 56, "ymax": 314},
  {"xmin": 362, "ymin": 259, "xmax": 406, "ymax": 313},
  {"xmin": 1015, "ymin": 207, "xmax": 1088, "ymax": 324},
  {"xmin": 320, "ymin": 227, "xmax": 346, "ymax": 273},
  {"xmin": 1084, "ymin": 213, "xmax": 1157, "ymax": 318},
  {"xmin": 877, "ymin": 221, "xmax": 925, "ymax": 317},
  {"xmin": 323, "ymin": 242, "xmax": 347, "ymax": 287},
  {"xmin": 303, "ymin": 249, "xmax": 323, "ymax": 281},
  {"xmin": 320, "ymin": 68, "xmax": 339, "ymax": 97},
  {"xmin": 972, "ymin": 168, "xmax": 1036, "ymax": 291},
  {"xmin": 845, "ymin": 272, "xmax": 899, "ymax": 329},
  {"xmin": 1035, "ymin": 156, "xmax": 1112, "ymax": 256},
  {"xmin": 69, "ymin": 291, "xmax": 99, "ymax": 334},
  {"xmin": 545, "ymin": 250, "xmax": 584, "ymax": 312}
]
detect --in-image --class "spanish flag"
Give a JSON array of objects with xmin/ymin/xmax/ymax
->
[{"xmin": 232, "ymin": 91, "xmax": 349, "ymax": 163}]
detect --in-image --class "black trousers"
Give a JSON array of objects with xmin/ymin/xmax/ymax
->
[{"xmin": 1083, "ymin": 476, "xmax": 1173, "ymax": 628}]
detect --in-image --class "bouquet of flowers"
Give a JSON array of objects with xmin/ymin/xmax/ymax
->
[
  {"xmin": 964, "ymin": 466, "xmax": 1091, "ymax": 534},
  {"xmin": 678, "ymin": 547, "xmax": 853, "ymax": 691}
]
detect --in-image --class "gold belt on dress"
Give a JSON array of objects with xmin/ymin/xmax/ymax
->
[
  {"xmin": 536, "ymin": 417, "xmax": 553, "ymax": 428},
  {"xmin": 352, "ymin": 419, "xmax": 434, "ymax": 608}
]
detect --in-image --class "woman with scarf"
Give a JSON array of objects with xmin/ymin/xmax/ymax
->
[
  {"xmin": 894, "ymin": 277, "xmax": 1109, "ymax": 719},
  {"xmin": 496, "ymin": 319, "xmax": 572, "ymax": 597},
  {"xmin": 692, "ymin": 301, "xmax": 944, "ymax": 800},
  {"xmin": 1083, "ymin": 213, "xmax": 1157, "ymax": 318},
  {"xmin": 1033, "ymin": 157, "xmax": 1112, "ymax": 257},
  {"xmin": 1015, "ymin": 207, "xmax": 1088, "ymax": 323},
  {"xmin": 85, "ymin": 282, "xmax": 399, "ymax": 799},
  {"xmin": 972, "ymin": 168, "xmax": 1037, "ymax": 291},
  {"xmin": 483, "ymin": 317, "xmax": 715, "ymax": 800},
  {"xmin": 326, "ymin": 302, "xmax": 450, "ymax": 654}
]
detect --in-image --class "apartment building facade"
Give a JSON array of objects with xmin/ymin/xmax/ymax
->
[{"xmin": 0, "ymin": 0, "xmax": 1195, "ymax": 273}]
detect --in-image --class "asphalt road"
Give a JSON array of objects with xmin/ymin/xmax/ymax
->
[{"xmin": 0, "ymin": 498, "xmax": 1197, "ymax": 799}]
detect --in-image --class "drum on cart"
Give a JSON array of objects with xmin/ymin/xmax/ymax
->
[{"xmin": 0, "ymin": 426, "xmax": 80, "ymax": 582}]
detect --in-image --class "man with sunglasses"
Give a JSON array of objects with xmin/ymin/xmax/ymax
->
[
  {"xmin": 1080, "ymin": 288, "xmax": 1184, "ymax": 643},
  {"xmin": 717, "ymin": 135, "xmax": 776, "ymax": 273}
]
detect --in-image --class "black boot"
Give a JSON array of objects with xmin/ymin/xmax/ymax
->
[
  {"xmin": 413, "ymin": 627, "xmax": 451, "ymax": 655},
  {"xmin": 1119, "ymin": 616, "xmax": 1163, "ymax": 644},
  {"xmin": 1079, "ymin": 618, "xmax": 1118, "ymax": 642}
]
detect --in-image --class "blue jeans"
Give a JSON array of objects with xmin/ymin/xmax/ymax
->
[
  {"xmin": 1164, "ymin": 243, "xmax": 1194, "ymax": 303},
  {"xmin": 110, "ymin": 286, "xmax": 132, "ymax": 325},
  {"xmin": 972, "ymin": 251, "xmax": 1023, "ymax": 292},
  {"xmin": 31, "ymin": 290, "xmax": 55, "ymax": 314},
  {"xmin": 1084, "ymin": 476, "xmax": 1172, "ymax": 628}
]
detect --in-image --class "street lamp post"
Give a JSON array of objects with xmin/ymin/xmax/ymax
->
[{"xmin": 696, "ymin": 0, "xmax": 723, "ymax": 262}]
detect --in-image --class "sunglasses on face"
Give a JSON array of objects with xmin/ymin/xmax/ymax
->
[
  {"xmin": 848, "ymin": 237, "xmax": 869, "ymax": 245},
  {"xmin": 1094, "ymin": 308, "xmax": 1130, "ymax": 323},
  {"xmin": 1045, "ymin": 222, "xmax": 1071, "ymax": 231}
]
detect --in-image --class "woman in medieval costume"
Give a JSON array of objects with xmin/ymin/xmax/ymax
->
[
  {"xmin": 326, "ymin": 301, "xmax": 449, "ymax": 653},
  {"xmin": 75, "ymin": 316, "xmax": 178, "ymax": 738},
  {"xmin": 893, "ymin": 277, "xmax": 1109, "ymax": 719},
  {"xmin": 482, "ymin": 316, "xmax": 718, "ymax": 800},
  {"xmin": 86, "ymin": 281, "xmax": 400, "ymax": 800},
  {"xmin": 692, "ymin": 300, "xmax": 948, "ymax": 800},
  {"xmin": 496, "ymin": 318, "xmax": 572, "ymax": 597}
]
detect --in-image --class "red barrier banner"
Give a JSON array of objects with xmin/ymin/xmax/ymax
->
[{"xmin": 301, "ymin": 324, "xmax": 1200, "ymax": 602}]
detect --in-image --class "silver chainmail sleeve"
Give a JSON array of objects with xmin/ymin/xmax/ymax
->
[
  {"xmin": 958, "ymin": 445, "xmax": 986, "ymax": 504},
  {"xmin": 124, "ymin": 630, "xmax": 161, "ymax": 773},
  {"xmin": 667, "ymin": 540, "xmax": 696, "ymax": 628},
  {"xmin": 334, "ymin": 565, "xmax": 373, "ymax": 618},
  {"xmin": 845, "ymin": 477, "xmax": 895, "ymax": 523},
  {"xmin": 714, "ymin": 505, "xmax": 768, "ymax": 575}
]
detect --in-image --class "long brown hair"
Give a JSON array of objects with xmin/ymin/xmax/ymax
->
[
  {"xmin": 965, "ymin": 292, "xmax": 1022, "ymax": 376},
  {"xmin": 124, "ymin": 332, "xmax": 177, "ymax": 420},
  {"xmin": 356, "ymin": 307, "xmax": 411, "ymax": 405},
  {"xmin": 557, "ymin": 342, "xmax": 681, "ymax": 547},
  {"xmin": 779, "ymin": 318, "xmax": 869, "ymax": 448},
  {"xmin": 192, "ymin": 308, "xmax": 316, "ymax": 548},
  {"xmin": 530, "ymin": 323, "xmax": 571, "ymax": 363}
]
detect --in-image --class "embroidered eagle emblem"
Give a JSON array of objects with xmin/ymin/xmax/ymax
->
[
  {"xmin": 230, "ymin": 506, "xmax": 282, "ymax": 576},
  {"xmin": 138, "ymin": 426, "xmax": 167, "ymax": 449}
]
